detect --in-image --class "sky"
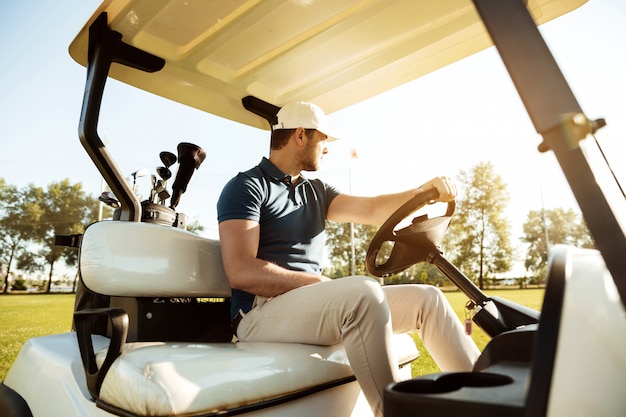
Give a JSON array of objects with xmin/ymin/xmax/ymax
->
[{"xmin": 1, "ymin": 0, "xmax": 625, "ymax": 272}]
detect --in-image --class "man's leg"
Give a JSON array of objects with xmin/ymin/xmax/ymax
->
[
  {"xmin": 236, "ymin": 276, "xmax": 398, "ymax": 416},
  {"xmin": 384, "ymin": 284, "xmax": 480, "ymax": 371}
]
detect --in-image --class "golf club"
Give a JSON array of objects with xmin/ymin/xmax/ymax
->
[
  {"xmin": 159, "ymin": 151, "xmax": 177, "ymax": 168},
  {"xmin": 131, "ymin": 168, "xmax": 150, "ymax": 195}
]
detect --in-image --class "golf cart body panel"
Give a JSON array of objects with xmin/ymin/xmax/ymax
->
[
  {"xmin": 3, "ymin": 0, "xmax": 626, "ymax": 416},
  {"xmin": 384, "ymin": 245, "xmax": 626, "ymax": 416},
  {"xmin": 2, "ymin": 332, "xmax": 414, "ymax": 417},
  {"xmin": 542, "ymin": 247, "xmax": 626, "ymax": 416}
]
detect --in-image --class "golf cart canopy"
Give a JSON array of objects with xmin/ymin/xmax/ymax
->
[
  {"xmin": 69, "ymin": 0, "xmax": 586, "ymax": 130},
  {"xmin": 68, "ymin": 0, "xmax": 626, "ymax": 308}
]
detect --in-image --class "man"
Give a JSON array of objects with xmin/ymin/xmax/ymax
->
[{"xmin": 217, "ymin": 101, "xmax": 480, "ymax": 416}]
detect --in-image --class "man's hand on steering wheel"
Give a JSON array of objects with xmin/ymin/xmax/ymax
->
[
  {"xmin": 419, "ymin": 176, "xmax": 457, "ymax": 202},
  {"xmin": 366, "ymin": 185, "xmax": 455, "ymax": 277}
]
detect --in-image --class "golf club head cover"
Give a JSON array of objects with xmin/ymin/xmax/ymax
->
[{"xmin": 170, "ymin": 142, "xmax": 206, "ymax": 209}]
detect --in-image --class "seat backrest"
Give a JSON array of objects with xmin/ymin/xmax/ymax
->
[{"xmin": 80, "ymin": 221, "xmax": 231, "ymax": 298}]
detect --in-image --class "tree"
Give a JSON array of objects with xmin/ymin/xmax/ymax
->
[
  {"xmin": 324, "ymin": 221, "xmax": 449, "ymax": 285},
  {"xmin": 521, "ymin": 207, "xmax": 594, "ymax": 279},
  {"xmin": 444, "ymin": 162, "xmax": 513, "ymax": 289},
  {"xmin": 33, "ymin": 179, "xmax": 100, "ymax": 292},
  {"xmin": 1, "ymin": 178, "xmax": 209, "ymax": 293},
  {"xmin": 185, "ymin": 217, "xmax": 205, "ymax": 235},
  {"xmin": 0, "ymin": 181, "xmax": 44, "ymax": 293},
  {"xmin": 324, "ymin": 221, "xmax": 379, "ymax": 277}
]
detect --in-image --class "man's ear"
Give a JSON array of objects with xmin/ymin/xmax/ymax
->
[{"xmin": 294, "ymin": 127, "xmax": 307, "ymax": 146}]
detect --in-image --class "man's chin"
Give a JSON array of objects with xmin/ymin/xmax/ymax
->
[{"xmin": 302, "ymin": 163, "xmax": 321, "ymax": 172}]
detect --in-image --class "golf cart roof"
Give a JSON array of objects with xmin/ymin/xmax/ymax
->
[{"xmin": 68, "ymin": 0, "xmax": 586, "ymax": 130}]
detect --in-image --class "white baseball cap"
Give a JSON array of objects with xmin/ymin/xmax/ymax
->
[{"xmin": 272, "ymin": 101, "xmax": 340, "ymax": 142}]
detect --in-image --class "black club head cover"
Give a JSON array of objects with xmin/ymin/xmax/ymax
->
[{"xmin": 169, "ymin": 142, "xmax": 206, "ymax": 209}]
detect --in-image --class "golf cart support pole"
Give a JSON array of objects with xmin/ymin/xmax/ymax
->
[
  {"xmin": 78, "ymin": 13, "xmax": 165, "ymax": 222},
  {"xmin": 472, "ymin": 0, "xmax": 626, "ymax": 308}
]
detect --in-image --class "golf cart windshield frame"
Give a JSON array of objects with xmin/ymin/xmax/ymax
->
[
  {"xmin": 473, "ymin": 0, "xmax": 626, "ymax": 305},
  {"xmin": 77, "ymin": 1, "xmax": 626, "ymax": 306}
]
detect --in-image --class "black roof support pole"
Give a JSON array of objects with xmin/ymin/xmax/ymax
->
[
  {"xmin": 472, "ymin": 0, "xmax": 626, "ymax": 308},
  {"xmin": 78, "ymin": 12, "xmax": 165, "ymax": 221}
]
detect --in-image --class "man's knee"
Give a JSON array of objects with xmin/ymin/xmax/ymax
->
[
  {"xmin": 342, "ymin": 276, "xmax": 386, "ymax": 302},
  {"xmin": 391, "ymin": 284, "xmax": 448, "ymax": 313},
  {"xmin": 421, "ymin": 284, "xmax": 446, "ymax": 300},
  {"xmin": 340, "ymin": 276, "xmax": 388, "ymax": 322},
  {"xmin": 401, "ymin": 283, "xmax": 444, "ymax": 299}
]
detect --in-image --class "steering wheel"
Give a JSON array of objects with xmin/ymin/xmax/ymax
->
[{"xmin": 366, "ymin": 188, "xmax": 455, "ymax": 277}]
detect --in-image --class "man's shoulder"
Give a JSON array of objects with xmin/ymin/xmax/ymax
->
[
  {"xmin": 222, "ymin": 166, "xmax": 265, "ymax": 192},
  {"xmin": 235, "ymin": 158, "xmax": 275, "ymax": 182},
  {"xmin": 218, "ymin": 165, "xmax": 269, "ymax": 220},
  {"xmin": 236, "ymin": 165, "xmax": 264, "ymax": 181},
  {"xmin": 222, "ymin": 159, "xmax": 264, "ymax": 183},
  {"xmin": 219, "ymin": 163, "xmax": 274, "ymax": 204}
]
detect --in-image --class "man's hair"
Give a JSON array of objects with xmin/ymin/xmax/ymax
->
[{"xmin": 270, "ymin": 128, "xmax": 316, "ymax": 150}]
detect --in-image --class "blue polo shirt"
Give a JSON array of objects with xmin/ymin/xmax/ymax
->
[{"xmin": 217, "ymin": 157, "xmax": 340, "ymax": 317}]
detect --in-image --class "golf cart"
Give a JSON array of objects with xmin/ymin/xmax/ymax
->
[{"xmin": 2, "ymin": 0, "xmax": 625, "ymax": 416}]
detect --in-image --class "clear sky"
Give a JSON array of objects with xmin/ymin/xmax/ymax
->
[{"xmin": 1, "ymin": 1, "xmax": 625, "ymax": 268}]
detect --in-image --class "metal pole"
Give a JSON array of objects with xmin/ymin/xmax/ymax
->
[
  {"xmin": 349, "ymin": 148, "xmax": 358, "ymax": 276},
  {"xmin": 349, "ymin": 165, "xmax": 355, "ymax": 277}
]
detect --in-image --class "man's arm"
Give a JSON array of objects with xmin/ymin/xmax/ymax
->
[
  {"xmin": 218, "ymin": 219, "xmax": 330, "ymax": 297},
  {"xmin": 327, "ymin": 176, "xmax": 456, "ymax": 225}
]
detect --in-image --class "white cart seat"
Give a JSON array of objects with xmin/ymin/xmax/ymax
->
[{"xmin": 96, "ymin": 335, "xmax": 419, "ymax": 416}]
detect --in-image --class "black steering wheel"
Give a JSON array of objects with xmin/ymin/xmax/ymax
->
[{"xmin": 366, "ymin": 188, "xmax": 455, "ymax": 277}]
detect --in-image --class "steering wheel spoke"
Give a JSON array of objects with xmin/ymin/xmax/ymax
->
[{"xmin": 366, "ymin": 188, "xmax": 455, "ymax": 277}]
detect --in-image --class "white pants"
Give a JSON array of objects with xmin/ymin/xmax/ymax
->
[{"xmin": 235, "ymin": 276, "xmax": 480, "ymax": 417}]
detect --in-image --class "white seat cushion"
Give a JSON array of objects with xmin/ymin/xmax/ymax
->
[{"xmin": 96, "ymin": 335, "xmax": 418, "ymax": 416}]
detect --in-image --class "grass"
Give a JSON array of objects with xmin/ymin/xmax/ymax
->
[
  {"xmin": 0, "ymin": 289, "xmax": 545, "ymax": 382},
  {"xmin": 0, "ymin": 294, "xmax": 75, "ymax": 381},
  {"xmin": 410, "ymin": 288, "xmax": 545, "ymax": 376},
  {"xmin": 411, "ymin": 288, "xmax": 544, "ymax": 376}
]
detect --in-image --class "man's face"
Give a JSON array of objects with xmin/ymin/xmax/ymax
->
[{"xmin": 301, "ymin": 130, "xmax": 328, "ymax": 171}]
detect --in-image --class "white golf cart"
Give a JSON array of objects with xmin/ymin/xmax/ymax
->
[{"xmin": 2, "ymin": 0, "xmax": 625, "ymax": 416}]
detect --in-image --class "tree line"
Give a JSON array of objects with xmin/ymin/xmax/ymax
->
[
  {"xmin": 0, "ymin": 178, "xmax": 204, "ymax": 293},
  {"xmin": 1, "ymin": 162, "xmax": 594, "ymax": 293},
  {"xmin": 0, "ymin": 178, "xmax": 101, "ymax": 293},
  {"xmin": 323, "ymin": 161, "xmax": 595, "ymax": 289}
]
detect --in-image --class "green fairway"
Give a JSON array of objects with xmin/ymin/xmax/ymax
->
[
  {"xmin": 0, "ymin": 294, "xmax": 75, "ymax": 381},
  {"xmin": 410, "ymin": 288, "xmax": 544, "ymax": 376},
  {"xmin": 0, "ymin": 289, "xmax": 544, "ymax": 381}
]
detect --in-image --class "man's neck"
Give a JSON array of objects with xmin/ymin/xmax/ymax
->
[{"xmin": 269, "ymin": 153, "xmax": 301, "ymax": 183}]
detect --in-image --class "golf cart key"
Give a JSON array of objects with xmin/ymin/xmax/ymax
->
[{"xmin": 464, "ymin": 301, "xmax": 475, "ymax": 336}]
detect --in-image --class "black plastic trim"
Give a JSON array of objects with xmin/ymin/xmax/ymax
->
[
  {"xmin": 241, "ymin": 96, "xmax": 280, "ymax": 128},
  {"xmin": 74, "ymin": 307, "xmax": 129, "ymax": 399},
  {"xmin": 0, "ymin": 383, "xmax": 34, "ymax": 417},
  {"xmin": 523, "ymin": 246, "xmax": 569, "ymax": 417},
  {"xmin": 473, "ymin": 324, "xmax": 537, "ymax": 372},
  {"xmin": 95, "ymin": 375, "xmax": 357, "ymax": 417},
  {"xmin": 79, "ymin": 12, "xmax": 165, "ymax": 222}
]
